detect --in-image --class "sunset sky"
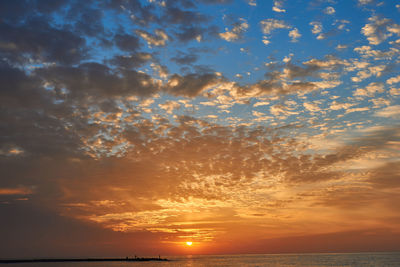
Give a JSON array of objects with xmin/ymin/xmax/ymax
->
[{"xmin": 1, "ymin": 0, "xmax": 400, "ymax": 258}]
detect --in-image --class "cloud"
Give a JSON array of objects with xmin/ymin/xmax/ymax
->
[
  {"xmin": 335, "ymin": 19, "xmax": 350, "ymax": 31},
  {"xmin": 173, "ymin": 25, "xmax": 215, "ymax": 43},
  {"xmin": 368, "ymin": 162, "xmax": 400, "ymax": 188},
  {"xmin": 159, "ymin": 101, "xmax": 181, "ymax": 114},
  {"xmin": 289, "ymin": 28, "xmax": 301, "ymax": 42},
  {"xmin": 252, "ymin": 110, "xmax": 265, "ymax": 117},
  {"xmin": 164, "ymin": 73, "xmax": 221, "ymax": 97},
  {"xmin": 389, "ymin": 88, "xmax": 400, "ymax": 96},
  {"xmin": 361, "ymin": 16, "xmax": 400, "ymax": 45},
  {"xmin": 336, "ymin": 44, "xmax": 347, "ymax": 50},
  {"xmin": 353, "ymin": 82, "xmax": 384, "ymax": 97},
  {"xmin": 262, "ymin": 38, "xmax": 270, "ymax": 45},
  {"xmin": 280, "ymin": 55, "xmax": 348, "ymax": 81},
  {"xmin": 36, "ymin": 63, "xmax": 161, "ymax": 100},
  {"xmin": 0, "ymin": 62, "xmax": 87, "ymax": 166},
  {"xmin": 228, "ymin": 55, "xmax": 347, "ymax": 98},
  {"xmin": 387, "ymin": 75, "xmax": 400, "ymax": 85},
  {"xmin": 107, "ymin": 0, "xmax": 159, "ymax": 26},
  {"xmin": 232, "ymin": 78, "xmax": 318, "ymax": 98},
  {"xmin": 219, "ymin": 18, "xmax": 249, "ymax": 42},
  {"xmin": 351, "ymin": 64, "xmax": 387, "ymax": 83},
  {"xmin": 345, "ymin": 107, "xmax": 370, "ymax": 114},
  {"xmin": 375, "ymin": 105, "xmax": 400, "ymax": 118},
  {"xmin": 171, "ymin": 52, "xmax": 198, "ymax": 65},
  {"xmin": 253, "ymin": 101, "xmax": 270, "ymax": 107},
  {"xmin": 358, "ymin": 0, "xmax": 374, "ymax": 5},
  {"xmin": 136, "ymin": 29, "xmax": 169, "ymax": 47},
  {"xmin": 272, "ymin": 0, "xmax": 286, "ymax": 12},
  {"xmin": 108, "ymin": 52, "xmax": 153, "ymax": 69},
  {"xmin": 198, "ymin": 0, "xmax": 233, "ymax": 4},
  {"xmin": 248, "ymin": 0, "xmax": 257, "ymax": 7},
  {"xmin": 0, "ymin": 146, "xmax": 24, "ymax": 156},
  {"xmin": 162, "ymin": 5, "xmax": 208, "ymax": 25},
  {"xmin": 0, "ymin": 18, "xmax": 87, "ymax": 65},
  {"xmin": 303, "ymin": 102, "xmax": 320, "ymax": 112},
  {"xmin": 0, "ymin": 187, "xmax": 33, "ymax": 195},
  {"xmin": 309, "ymin": 21, "xmax": 325, "ymax": 39},
  {"xmin": 0, "ymin": 0, "xmax": 33, "ymax": 23},
  {"xmin": 250, "ymin": 229, "xmax": 400, "ymax": 254},
  {"xmin": 260, "ymin": 19, "xmax": 298, "ymax": 44},
  {"xmin": 113, "ymin": 34, "xmax": 141, "ymax": 52},
  {"xmin": 310, "ymin": 21, "xmax": 323, "ymax": 34},
  {"xmin": 324, "ymin": 6, "xmax": 335, "ymax": 15},
  {"xmin": 270, "ymin": 104, "xmax": 299, "ymax": 116},
  {"xmin": 329, "ymin": 101, "xmax": 354, "ymax": 111},
  {"xmin": 0, "ymin": 62, "xmax": 46, "ymax": 109},
  {"xmin": 260, "ymin": 19, "xmax": 291, "ymax": 35},
  {"xmin": 354, "ymin": 45, "xmax": 399, "ymax": 59},
  {"xmin": 303, "ymin": 56, "xmax": 349, "ymax": 69}
]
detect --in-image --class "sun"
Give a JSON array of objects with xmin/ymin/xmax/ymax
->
[{"xmin": 186, "ymin": 241, "xmax": 193, "ymax": 246}]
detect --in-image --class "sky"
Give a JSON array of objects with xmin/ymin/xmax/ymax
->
[{"xmin": 1, "ymin": 0, "xmax": 400, "ymax": 258}]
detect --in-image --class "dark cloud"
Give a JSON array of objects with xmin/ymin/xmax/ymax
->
[
  {"xmin": 33, "ymin": 0, "xmax": 69, "ymax": 14},
  {"xmin": 164, "ymin": 73, "xmax": 220, "ymax": 97},
  {"xmin": 193, "ymin": 65, "xmax": 218, "ymax": 74},
  {"xmin": 129, "ymin": 3, "xmax": 214, "ymax": 42},
  {"xmin": 174, "ymin": 26, "xmax": 208, "ymax": 42},
  {"xmin": 165, "ymin": 0, "xmax": 197, "ymax": 9},
  {"xmin": 283, "ymin": 62, "xmax": 319, "ymax": 80},
  {"xmin": 171, "ymin": 52, "xmax": 198, "ymax": 65},
  {"xmin": 0, "ymin": 201, "xmax": 170, "ymax": 258},
  {"xmin": 0, "ymin": 0, "xmax": 68, "ymax": 24},
  {"xmin": 36, "ymin": 62, "xmax": 160, "ymax": 99},
  {"xmin": 105, "ymin": 0, "xmax": 159, "ymax": 26},
  {"xmin": 198, "ymin": 0, "xmax": 233, "ymax": 4},
  {"xmin": 108, "ymin": 52, "xmax": 153, "ymax": 69},
  {"xmin": 0, "ymin": 61, "xmax": 86, "ymax": 160},
  {"xmin": 0, "ymin": 0, "xmax": 30, "ymax": 23},
  {"xmin": 284, "ymin": 55, "xmax": 348, "ymax": 79},
  {"xmin": 162, "ymin": 6, "xmax": 208, "ymax": 25},
  {"xmin": 97, "ymin": 100, "xmax": 122, "ymax": 114},
  {"xmin": 0, "ymin": 62, "xmax": 44, "ymax": 109},
  {"xmin": 0, "ymin": 18, "xmax": 87, "ymax": 65},
  {"xmin": 114, "ymin": 34, "xmax": 141, "ymax": 52},
  {"xmin": 72, "ymin": 7, "xmax": 105, "ymax": 37},
  {"xmin": 0, "ymin": 108, "xmax": 83, "ymax": 159}
]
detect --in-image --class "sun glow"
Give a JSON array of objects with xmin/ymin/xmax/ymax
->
[{"xmin": 186, "ymin": 241, "xmax": 193, "ymax": 246}]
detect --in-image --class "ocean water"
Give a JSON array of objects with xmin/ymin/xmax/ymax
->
[{"xmin": 3, "ymin": 252, "xmax": 400, "ymax": 267}]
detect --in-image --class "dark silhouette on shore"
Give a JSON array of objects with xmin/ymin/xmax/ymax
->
[{"xmin": 0, "ymin": 257, "xmax": 169, "ymax": 264}]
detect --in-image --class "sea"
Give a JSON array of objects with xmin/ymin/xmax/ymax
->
[{"xmin": 3, "ymin": 253, "xmax": 400, "ymax": 267}]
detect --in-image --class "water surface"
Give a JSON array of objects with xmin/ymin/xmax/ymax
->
[{"xmin": 3, "ymin": 252, "xmax": 400, "ymax": 267}]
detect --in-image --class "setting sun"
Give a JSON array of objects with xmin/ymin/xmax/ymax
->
[{"xmin": 186, "ymin": 241, "xmax": 193, "ymax": 246}]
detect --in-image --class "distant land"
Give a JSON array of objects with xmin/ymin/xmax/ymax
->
[{"xmin": 0, "ymin": 257, "xmax": 169, "ymax": 264}]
